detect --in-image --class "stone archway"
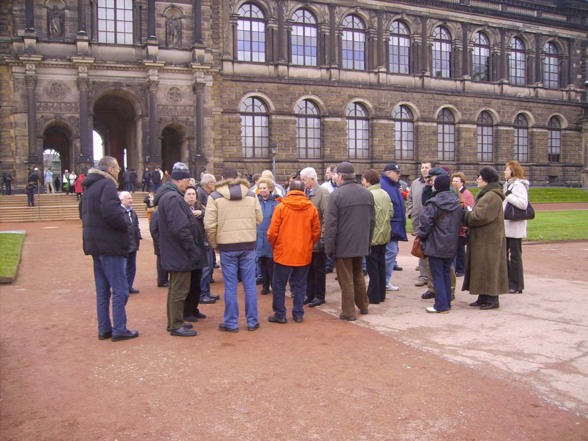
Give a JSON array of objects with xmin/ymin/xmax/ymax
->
[
  {"xmin": 42, "ymin": 123, "xmax": 72, "ymax": 176},
  {"xmin": 161, "ymin": 126, "xmax": 184, "ymax": 175}
]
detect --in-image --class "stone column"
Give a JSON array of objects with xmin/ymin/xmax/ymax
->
[
  {"xmin": 329, "ymin": 5, "xmax": 337, "ymax": 67},
  {"xmin": 461, "ymin": 23, "xmax": 469, "ymax": 77},
  {"xmin": 77, "ymin": 75, "xmax": 92, "ymax": 165},
  {"xmin": 148, "ymin": 79, "xmax": 160, "ymax": 163},
  {"xmin": 193, "ymin": 0, "xmax": 203, "ymax": 44},
  {"xmin": 25, "ymin": 0, "xmax": 35, "ymax": 31},
  {"xmin": 499, "ymin": 28, "xmax": 507, "ymax": 81},
  {"xmin": 376, "ymin": 10, "xmax": 385, "ymax": 69},
  {"xmin": 193, "ymin": 81, "xmax": 205, "ymax": 161},
  {"xmin": 535, "ymin": 35, "xmax": 543, "ymax": 84},
  {"xmin": 25, "ymin": 72, "xmax": 39, "ymax": 164},
  {"xmin": 277, "ymin": 0, "xmax": 286, "ymax": 63},
  {"xmin": 421, "ymin": 18, "xmax": 429, "ymax": 75},
  {"xmin": 148, "ymin": 0, "xmax": 156, "ymax": 38},
  {"xmin": 77, "ymin": 0, "xmax": 87, "ymax": 34}
]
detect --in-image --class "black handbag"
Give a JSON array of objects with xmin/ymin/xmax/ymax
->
[{"xmin": 504, "ymin": 202, "xmax": 535, "ymax": 220}]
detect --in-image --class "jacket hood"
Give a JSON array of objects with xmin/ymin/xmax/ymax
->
[
  {"xmin": 83, "ymin": 168, "xmax": 118, "ymax": 188},
  {"xmin": 478, "ymin": 182, "xmax": 505, "ymax": 201},
  {"xmin": 154, "ymin": 182, "xmax": 183, "ymax": 205},
  {"xmin": 427, "ymin": 191, "xmax": 461, "ymax": 211},
  {"xmin": 280, "ymin": 190, "xmax": 314, "ymax": 211},
  {"xmin": 214, "ymin": 178, "xmax": 252, "ymax": 201}
]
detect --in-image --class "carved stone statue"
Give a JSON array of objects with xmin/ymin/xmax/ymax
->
[
  {"xmin": 47, "ymin": 5, "xmax": 64, "ymax": 39},
  {"xmin": 166, "ymin": 17, "xmax": 182, "ymax": 47}
]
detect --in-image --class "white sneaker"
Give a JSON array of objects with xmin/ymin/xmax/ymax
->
[
  {"xmin": 385, "ymin": 283, "xmax": 399, "ymax": 291},
  {"xmin": 426, "ymin": 306, "xmax": 449, "ymax": 314}
]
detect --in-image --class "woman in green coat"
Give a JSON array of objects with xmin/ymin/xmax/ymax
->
[{"xmin": 462, "ymin": 167, "xmax": 508, "ymax": 309}]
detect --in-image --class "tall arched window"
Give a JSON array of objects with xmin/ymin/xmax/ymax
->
[
  {"xmin": 472, "ymin": 32, "xmax": 490, "ymax": 81},
  {"xmin": 291, "ymin": 9, "xmax": 317, "ymax": 66},
  {"xmin": 432, "ymin": 26, "xmax": 452, "ymax": 78},
  {"xmin": 389, "ymin": 21, "xmax": 410, "ymax": 74},
  {"xmin": 437, "ymin": 109, "xmax": 455, "ymax": 161},
  {"xmin": 514, "ymin": 114, "xmax": 529, "ymax": 163},
  {"xmin": 296, "ymin": 100, "xmax": 321, "ymax": 159},
  {"xmin": 509, "ymin": 37, "xmax": 526, "ymax": 86},
  {"xmin": 342, "ymin": 15, "xmax": 365, "ymax": 70},
  {"xmin": 240, "ymin": 97, "xmax": 269, "ymax": 158},
  {"xmin": 476, "ymin": 111, "xmax": 494, "ymax": 162},
  {"xmin": 346, "ymin": 102, "xmax": 369, "ymax": 159},
  {"xmin": 237, "ymin": 3, "xmax": 266, "ymax": 62},
  {"xmin": 393, "ymin": 105, "xmax": 414, "ymax": 160},
  {"xmin": 548, "ymin": 117, "xmax": 561, "ymax": 163},
  {"xmin": 98, "ymin": 0, "xmax": 133, "ymax": 44},
  {"xmin": 543, "ymin": 42, "xmax": 560, "ymax": 89}
]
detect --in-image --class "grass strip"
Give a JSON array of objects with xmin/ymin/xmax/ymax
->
[{"xmin": 0, "ymin": 232, "xmax": 25, "ymax": 283}]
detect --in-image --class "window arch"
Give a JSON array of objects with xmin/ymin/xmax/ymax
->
[
  {"xmin": 509, "ymin": 37, "xmax": 526, "ymax": 86},
  {"xmin": 548, "ymin": 117, "xmax": 561, "ymax": 163},
  {"xmin": 476, "ymin": 111, "xmax": 494, "ymax": 162},
  {"xmin": 295, "ymin": 100, "xmax": 321, "ymax": 159},
  {"xmin": 514, "ymin": 114, "xmax": 529, "ymax": 163},
  {"xmin": 291, "ymin": 9, "xmax": 318, "ymax": 66},
  {"xmin": 472, "ymin": 32, "xmax": 490, "ymax": 81},
  {"xmin": 240, "ymin": 97, "xmax": 269, "ymax": 158},
  {"xmin": 342, "ymin": 15, "xmax": 366, "ymax": 70},
  {"xmin": 432, "ymin": 26, "xmax": 452, "ymax": 78},
  {"xmin": 392, "ymin": 105, "xmax": 414, "ymax": 160},
  {"xmin": 97, "ymin": 0, "xmax": 133, "ymax": 44},
  {"xmin": 237, "ymin": 3, "xmax": 266, "ymax": 62},
  {"xmin": 437, "ymin": 109, "xmax": 455, "ymax": 161},
  {"xmin": 543, "ymin": 42, "xmax": 560, "ymax": 89},
  {"xmin": 346, "ymin": 102, "xmax": 369, "ymax": 159},
  {"xmin": 389, "ymin": 21, "xmax": 410, "ymax": 74}
]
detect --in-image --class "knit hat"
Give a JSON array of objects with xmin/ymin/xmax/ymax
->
[
  {"xmin": 336, "ymin": 161, "xmax": 354, "ymax": 174},
  {"xmin": 428, "ymin": 167, "xmax": 448, "ymax": 177},
  {"xmin": 433, "ymin": 174, "xmax": 450, "ymax": 192},
  {"xmin": 383, "ymin": 163, "xmax": 400, "ymax": 173},
  {"xmin": 171, "ymin": 162, "xmax": 191, "ymax": 180},
  {"xmin": 478, "ymin": 166, "xmax": 500, "ymax": 184}
]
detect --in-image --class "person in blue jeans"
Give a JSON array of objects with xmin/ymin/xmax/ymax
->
[{"xmin": 204, "ymin": 167, "xmax": 262, "ymax": 332}]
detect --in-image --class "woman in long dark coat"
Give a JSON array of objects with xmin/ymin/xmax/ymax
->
[{"xmin": 462, "ymin": 167, "xmax": 508, "ymax": 309}]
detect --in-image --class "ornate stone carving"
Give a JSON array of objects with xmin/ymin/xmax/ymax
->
[
  {"xmin": 47, "ymin": 81, "xmax": 68, "ymax": 100},
  {"xmin": 46, "ymin": 0, "xmax": 66, "ymax": 40},
  {"xmin": 164, "ymin": 6, "xmax": 183, "ymax": 48},
  {"xmin": 37, "ymin": 101, "xmax": 79, "ymax": 113},
  {"xmin": 158, "ymin": 105, "xmax": 194, "ymax": 116},
  {"xmin": 166, "ymin": 87, "xmax": 182, "ymax": 104}
]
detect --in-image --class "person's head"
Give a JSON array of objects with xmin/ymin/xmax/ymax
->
[
  {"xmin": 426, "ymin": 167, "xmax": 447, "ymax": 186},
  {"xmin": 336, "ymin": 162, "xmax": 355, "ymax": 183},
  {"xmin": 257, "ymin": 178, "xmax": 274, "ymax": 199},
  {"xmin": 361, "ymin": 169, "xmax": 380, "ymax": 188},
  {"xmin": 504, "ymin": 160, "xmax": 525, "ymax": 180},
  {"xmin": 325, "ymin": 165, "xmax": 336, "ymax": 181},
  {"xmin": 420, "ymin": 161, "xmax": 433, "ymax": 178},
  {"xmin": 261, "ymin": 170, "xmax": 275, "ymax": 180},
  {"xmin": 184, "ymin": 185, "xmax": 197, "ymax": 206},
  {"xmin": 97, "ymin": 156, "xmax": 120, "ymax": 179},
  {"xmin": 145, "ymin": 167, "xmax": 149, "ymax": 171},
  {"xmin": 451, "ymin": 172, "xmax": 466, "ymax": 190},
  {"xmin": 200, "ymin": 173, "xmax": 217, "ymax": 193},
  {"xmin": 251, "ymin": 173, "xmax": 261, "ymax": 186},
  {"xmin": 477, "ymin": 166, "xmax": 500, "ymax": 188},
  {"xmin": 383, "ymin": 163, "xmax": 401, "ymax": 183},
  {"xmin": 119, "ymin": 191, "xmax": 133, "ymax": 209},
  {"xmin": 171, "ymin": 162, "xmax": 192, "ymax": 192},
  {"xmin": 433, "ymin": 174, "xmax": 451, "ymax": 193},
  {"xmin": 288, "ymin": 179, "xmax": 305, "ymax": 192},
  {"xmin": 221, "ymin": 167, "xmax": 238, "ymax": 180},
  {"xmin": 300, "ymin": 167, "xmax": 318, "ymax": 190}
]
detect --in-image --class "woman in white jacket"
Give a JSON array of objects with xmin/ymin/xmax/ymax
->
[{"xmin": 503, "ymin": 160, "xmax": 529, "ymax": 294}]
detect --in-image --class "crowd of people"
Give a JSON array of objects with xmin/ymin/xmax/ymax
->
[{"xmin": 79, "ymin": 156, "xmax": 531, "ymax": 341}]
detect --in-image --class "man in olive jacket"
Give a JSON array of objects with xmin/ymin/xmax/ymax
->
[{"xmin": 80, "ymin": 156, "xmax": 138, "ymax": 342}]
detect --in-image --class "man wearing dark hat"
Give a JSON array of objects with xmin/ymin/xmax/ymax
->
[
  {"xmin": 155, "ymin": 162, "xmax": 206, "ymax": 337},
  {"xmin": 380, "ymin": 163, "xmax": 408, "ymax": 291},
  {"xmin": 325, "ymin": 162, "xmax": 375, "ymax": 321}
]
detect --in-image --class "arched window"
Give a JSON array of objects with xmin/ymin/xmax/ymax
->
[
  {"xmin": 342, "ymin": 15, "xmax": 365, "ymax": 70},
  {"xmin": 476, "ymin": 111, "xmax": 494, "ymax": 162},
  {"xmin": 389, "ymin": 21, "xmax": 410, "ymax": 74},
  {"xmin": 432, "ymin": 26, "xmax": 452, "ymax": 78},
  {"xmin": 514, "ymin": 114, "xmax": 529, "ymax": 163},
  {"xmin": 543, "ymin": 42, "xmax": 560, "ymax": 89},
  {"xmin": 548, "ymin": 117, "xmax": 561, "ymax": 163},
  {"xmin": 392, "ymin": 105, "xmax": 414, "ymax": 160},
  {"xmin": 509, "ymin": 37, "xmax": 526, "ymax": 86},
  {"xmin": 472, "ymin": 32, "xmax": 490, "ymax": 81},
  {"xmin": 97, "ymin": 0, "xmax": 133, "ymax": 44},
  {"xmin": 291, "ymin": 9, "xmax": 318, "ymax": 66},
  {"xmin": 240, "ymin": 97, "xmax": 269, "ymax": 158},
  {"xmin": 437, "ymin": 109, "xmax": 455, "ymax": 161},
  {"xmin": 237, "ymin": 3, "xmax": 266, "ymax": 62},
  {"xmin": 295, "ymin": 100, "xmax": 321, "ymax": 159},
  {"xmin": 346, "ymin": 103, "xmax": 369, "ymax": 159}
]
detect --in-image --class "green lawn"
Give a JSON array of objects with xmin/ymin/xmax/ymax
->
[
  {"xmin": 526, "ymin": 211, "xmax": 588, "ymax": 241},
  {"xmin": 469, "ymin": 186, "xmax": 588, "ymax": 202},
  {"xmin": 0, "ymin": 232, "xmax": 25, "ymax": 283}
]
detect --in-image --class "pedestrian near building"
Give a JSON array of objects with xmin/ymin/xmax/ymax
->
[
  {"xmin": 119, "ymin": 191, "xmax": 141, "ymax": 294},
  {"xmin": 69, "ymin": 171, "xmax": 77, "ymax": 195},
  {"xmin": 27, "ymin": 167, "xmax": 39, "ymax": 207},
  {"xmin": 325, "ymin": 162, "xmax": 375, "ymax": 321},
  {"xmin": 142, "ymin": 167, "xmax": 152, "ymax": 192},
  {"xmin": 74, "ymin": 172, "xmax": 85, "ymax": 200},
  {"xmin": 2, "ymin": 171, "xmax": 13, "ymax": 195},
  {"xmin": 44, "ymin": 168, "xmax": 55, "ymax": 193},
  {"xmin": 152, "ymin": 167, "xmax": 162, "ymax": 193},
  {"xmin": 267, "ymin": 180, "xmax": 320, "ymax": 324},
  {"xmin": 149, "ymin": 207, "xmax": 169, "ymax": 288},
  {"xmin": 62, "ymin": 170, "xmax": 70, "ymax": 194},
  {"xmin": 451, "ymin": 172, "xmax": 475, "ymax": 277},
  {"xmin": 80, "ymin": 156, "xmax": 138, "ymax": 342},
  {"xmin": 196, "ymin": 173, "xmax": 219, "ymax": 304},
  {"xmin": 256, "ymin": 178, "xmax": 281, "ymax": 295}
]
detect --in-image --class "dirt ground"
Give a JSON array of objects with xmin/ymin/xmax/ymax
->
[{"xmin": 0, "ymin": 219, "xmax": 587, "ymax": 441}]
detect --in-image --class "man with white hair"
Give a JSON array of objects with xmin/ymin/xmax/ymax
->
[
  {"xmin": 119, "ymin": 191, "xmax": 142, "ymax": 294},
  {"xmin": 300, "ymin": 167, "xmax": 329, "ymax": 307},
  {"xmin": 260, "ymin": 170, "xmax": 286, "ymax": 196}
]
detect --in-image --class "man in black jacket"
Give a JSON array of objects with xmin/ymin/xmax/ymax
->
[
  {"xmin": 119, "ymin": 191, "xmax": 142, "ymax": 294},
  {"xmin": 80, "ymin": 156, "xmax": 139, "ymax": 342}
]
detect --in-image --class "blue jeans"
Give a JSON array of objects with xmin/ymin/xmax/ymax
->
[
  {"xmin": 92, "ymin": 255, "xmax": 129, "ymax": 336},
  {"xmin": 429, "ymin": 256, "xmax": 452, "ymax": 311},
  {"xmin": 220, "ymin": 249, "xmax": 258, "ymax": 328},
  {"xmin": 126, "ymin": 251, "xmax": 137, "ymax": 290},
  {"xmin": 200, "ymin": 247, "xmax": 215, "ymax": 297},
  {"xmin": 385, "ymin": 240, "xmax": 399, "ymax": 284},
  {"xmin": 272, "ymin": 262, "xmax": 309, "ymax": 319}
]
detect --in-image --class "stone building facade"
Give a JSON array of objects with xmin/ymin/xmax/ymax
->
[{"xmin": 0, "ymin": 0, "xmax": 587, "ymax": 189}]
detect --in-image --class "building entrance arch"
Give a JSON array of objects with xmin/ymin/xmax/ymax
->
[{"xmin": 161, "ymin": 126, "xmax": 185, "ymax": 175}]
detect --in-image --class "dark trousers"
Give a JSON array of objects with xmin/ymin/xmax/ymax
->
[
  {"xmin": 259, "ymin": 256, "xmax": 274, "ymax": 290},
  {"xmin": 272, "ymin": 262, "xmax": 309, "ymax": 319},
  {"xmin": 454, "ymin": 235, "xmax": 467, "ymax": 274},
  {"xmin": 183, "ymin": 268, "xmax": 202, "ymax": 318},
  {"xmin": 366, "ymin": 244, "xmax": 387, "ymax": 303},
  {"xmin": 429, "ymin": 256, "xmax": 452, "ymax": 311},
  {"xmin": 126, "ymin": 251, "xmax": 137, "ymax": 290},
  {"xmin": 506, "ymin": 237, "xmax": 524, "ymax": 291},
  {"xmin": 156, "ymin": 255, "xmax": 168, "ymax": 286},
  {"xmin": 306, "ymin": 251, "xmax": 326, "ymax": 301},
  {"xmin": 335, "ymin": 257, "xmax": 369, "ymax": 318},
  {"xmin": 167, "ymin": 271, "xmax": 191, "ymax": 330}
]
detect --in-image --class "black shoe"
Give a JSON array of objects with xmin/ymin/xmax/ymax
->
[
  {"xmin": 98, "ymin": 331, "xmax": 112, "ymax": 340},
  {"xmin": 247, "ymin": 323, "xmax": 260, "ymax": 331},
  {"xmin": 268, "ymin": 315, "xmax": 287, "ymax": 324},
  {"xmin": 195, "ymin": 311, "xmax": 207, "ymax": 319},
  {"xmin": 369, "ymin": 300, "xmax": 380, "ymax": 305},
  {"xmin": 421, "ymin": 291, "xmax": 435, "ymax": 299},
  {"xmin": 393, "ymin": 265, "xmax": 403, "ymax": 271},
  {"xmin": 309, "ymin": 298, "xmax": 325, "ymax": 308},
  {"xmin": 256, "ymin": 278, "xmax": 262, "ymax": 285},
  {"xmin": 480, "ymin": 299, "xmax": 499, "ymax": 310},
  {"xmin": 303, "ymin": 297, "xmax": 313, "ymax": 305},
  {"xmin": 199, "ymin": 295, "xmax": 217, "ymax": 304},
  {"xmin": 469, "ymin": 300, "xmax": 485, "ymax": 307},
  {"xmin": 360, "ymin": 309, "xmax": 369, "ymax": 315},
  {"xmin": 292, "ymin": 315, "xmax": 303, "ymax": 323},
  {"xmin": 362, "ymin": 270, "xmax": 368, "ymax": 276},
  {"xmin": 167, "ymin": 323, "xmax": 193, "ymax": 332},
  {"xmin": 210, "ymin": 295, "xmax": 220, "ymax": 300},
  {"xmin": 509, "ymin": 289, "xmax": 523, "ymax": 294},
  {"xmin": 183, "ymin": 315, "xmax": 198, "ymax": 322},
  {"xmin": 261, "ymin": 288, "xmax": 270, "ymax": 295},
  {"xmin": 339, "ymin": 313, "xmax": 356, "ymax": 321},
  {"xmin": 171, "ymin": 327, "xmax": 197, "ymax": 337},
  {"xmin": 218, "ymin": 323, "xmax": 239, "ymax": 333},
  {"xmin": 325, "ymin": 268, "xmax": 333, "ymax": 274},
  {"xmin": 112, "ymin": 330, "xmax": 139, "ymax": 342},
  {"xmin": 157, "ymin": 282, "xmax": 169, "ymax": 287},
  {"xmin": 129, "ymin": 287, "xmax": 139, "ymax": 294},
  {"xmin": 214, "ymin": 263, "xmax": 220, "ymax": 269}
]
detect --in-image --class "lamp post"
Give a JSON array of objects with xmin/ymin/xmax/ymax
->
[{"xmin": 270, "ymin": 142, "xmax": 277, "ymax": 178}]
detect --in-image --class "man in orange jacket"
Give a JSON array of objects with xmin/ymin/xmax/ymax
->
[{"xmin": 267, "ymin": 180, "xmax": 320, "ymax": 324}]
